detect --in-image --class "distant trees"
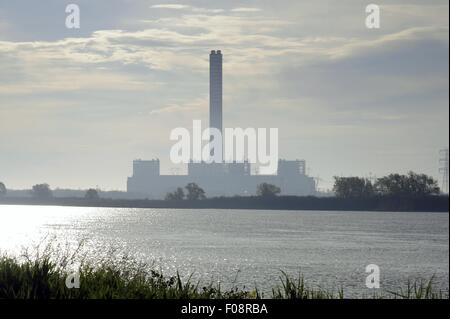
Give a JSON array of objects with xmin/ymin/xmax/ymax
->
[
  {"xmin": 85, "ymin": 188, "xmax": 100, "ymax": 200},
  {"xmin": 165, "ymin": 184, "xmax": 205, "ymax": 201},
  {"xmin": 185, "ymin": 183, "xmax": 206, "ymax": 200},
  {"xmin": 257, "ymin": 183, "xmax": 281, "ymax": 198},
  {"xmin": 333, "ymin": 177, "xmax": 374, "ymax": 198},
  {"xmin": 0, "ymin": 182, "xmax": 6, "ymax": 196},
  {"xmin": 165, "ymin": 187, "xmax": 185, "ymax": 201},
  {"xmin": 333, "ymin": 172, "xmax": 440, "ymax": 198},
  {"xmin": 31, "ymin": 183, "xmax": 53, "ymax": 199},
  {"xmin": 374, "ymin": 172, "xmax": 440, "ymax": 196}
]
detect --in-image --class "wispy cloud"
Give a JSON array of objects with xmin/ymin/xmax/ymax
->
[
  {"xmin": 0, "ymin": 18, "xmax": 447, "ymax": 95},
  {"xmin": 151, "ymin": 4, "xmax": 190, "ymax": 10},
  {"xmin": 231, "ymin": 7, "xmax": 262, "ymax": 13},
  {"xmin": 149, "ymin": 97, "xmax": 207, "ymax": 115},
  {"xmin": 329, "ymin": 26, "xmax": 449, "ymax": 59},
  {"xmin": 150, "ymin": 4, "xmax": 224, "ymax": 13},
  {"xmin": 150, "ymin": 4, "xmax": 261, "ymax": 14}
]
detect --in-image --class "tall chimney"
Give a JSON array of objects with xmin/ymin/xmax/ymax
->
[{"xmin": 209, "ymin": 50, "xmax": 223, "ymax": 159}]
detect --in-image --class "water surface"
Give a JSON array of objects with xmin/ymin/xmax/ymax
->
[{"xmin": 0, "ymin": 205, "xmax": 448, "ymax": 296}]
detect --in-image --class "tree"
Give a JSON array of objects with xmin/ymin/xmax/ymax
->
[
  {"xmin": 0, "ymin": 182, "xmax": 6, "ymax": 196},
  {"xmin": 256, "ymin": 183, "xmax": 281, "ymax": 198},
  {"xmin": 333, "ymin": 177, "xmax": 374, "ymax": 198},
  {"xmin": 85, "ymin": 188, "xmax": 100, "ymax": 200},
  {"xmin": 185, "ymin": 183, "xmax": 206, "ymax": 200},
  {"xmin": 31, "ymin": 183, "xmax": 53, "ymax": 199},
  {"xmin": 374, "ymin": 171, "xmax": 440, "ymax": 196},
  {"xmin": 165, "ymin": 187, "xmax": 185, "ymax": 201}
]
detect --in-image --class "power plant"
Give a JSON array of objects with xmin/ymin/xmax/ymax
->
[
  {"xmin": 209, "ymin": 50, "xmax": 223, "ymax": 142},
  {"xmin": 127, "ymin": 50, "xmax": 316, "ymax": 198}
]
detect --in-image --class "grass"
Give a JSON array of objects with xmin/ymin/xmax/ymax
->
[
  {"xmin": 0, "ymin": 255, "xmax": 252, "ymax": 299},
  {"xmin": 271, "ymin": 271, "xmax": 344, "ymax": 299},
  {"xmin": 384, "ymin": 276, "xmax": 447, "ymax": 300},
  {"xmin": 0, "ymin": 244, "xmax": 448, "ymax": 299}
]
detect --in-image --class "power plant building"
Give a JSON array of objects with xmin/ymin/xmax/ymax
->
[{"xmin": 127, "ymin": 51, "xmax": 316, "ymax": 198}]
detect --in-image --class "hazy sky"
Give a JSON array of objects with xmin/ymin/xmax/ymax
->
[{"xmin": 0, "ymin": 0, "xmax": 448, "ymax": 191}]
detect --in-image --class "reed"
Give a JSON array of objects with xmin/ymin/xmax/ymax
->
[{"xmin": 0, "ymin": 246, "xmax": 447, "ymax": 299}]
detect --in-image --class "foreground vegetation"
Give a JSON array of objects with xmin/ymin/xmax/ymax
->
[{"xmin": 0, "ymin": 250, "xmax": 447, "ymax": 299}]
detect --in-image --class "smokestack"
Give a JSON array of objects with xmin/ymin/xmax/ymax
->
[{"xmin": 209, "ymin": 50, "xmax": 223, "ymax": 157}]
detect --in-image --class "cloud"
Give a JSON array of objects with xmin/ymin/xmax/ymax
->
[
  {"xmin": 0, "ymin": 17, "xmax": 447, "ymax": 98},
  {"xmin": 150, "ymin": 4, "xmax": 224, "ymax": 13},
  {"xmin": 151, "ymin": 4, "xmax": 190, "ymax": 10},
  {"xmin": 329, "ymin": 26, "xmax": 449, "ymax": 60},
  {"xmin": 149, "ymin": 97, "xmax": 207, "ymax": 115},
  {"xmin": 0, "ymin": 69, "xmax": 148, "ymax": 95},
  {"xmin": 231, "ymin": 8, "xmax": 262, "ymax": 13},
  {"xmin": 150, "ymin": 4, "xmax": 261, "ymax": 14}
]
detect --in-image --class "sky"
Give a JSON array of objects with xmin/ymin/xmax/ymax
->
[{"xmin": 0, "ymin": 0, "xmax": 448, "ymax": 191}]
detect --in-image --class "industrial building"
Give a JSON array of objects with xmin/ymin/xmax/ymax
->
[{"xmin": 127, "ymin": 50, "xmax": 316, "ymax": 198}]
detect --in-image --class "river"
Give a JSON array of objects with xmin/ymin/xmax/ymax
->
[{"xmin": 0, "ymin": 205, "xmax": 448, "ymax": 297}]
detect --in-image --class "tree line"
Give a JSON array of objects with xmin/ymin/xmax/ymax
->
[
  {"xmin": 164, "ymin": 182, "xmax": 281, "ymax": 201},
  {"xmin": 0, "ymin": 182, "xmax": 100, "ymax": 200},
  {"xmin": 0, "ymin": 181, "xmax": 281, "ymax": 201},
  {"xmin": 0, "ymin": 171, "xmax": 444, "ymax": 201},
  {"xmin": 333, "ymin": 171, "xmax": 441, "ymax": 198}
]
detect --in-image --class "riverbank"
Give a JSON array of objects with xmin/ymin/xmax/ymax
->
[
  {"xmin": 0, "ymin": 253, "xmax": 447, "ymax": 299},
  {"xmin": 0, "ymin": 195, "xmax": 448, "ymax": 212}
]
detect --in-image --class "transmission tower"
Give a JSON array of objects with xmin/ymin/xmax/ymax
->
[{"xmin": 439, "ymin": 149, "xmax": 449, "ymax": 194}]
